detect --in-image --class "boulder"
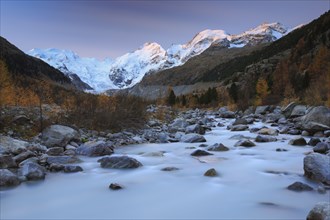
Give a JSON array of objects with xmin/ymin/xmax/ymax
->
[
  {"xmin": 169, "ymin": 118, "xmax": 189, "ymax": 132},
  {"xmin": 204, "ymin": 168, "xmax": 218, "ymax": 177},
  {"xmin": 235, "ymin": 140, "xmax": 256, "ymax": 147},
  {"xmin": 19, "ymin": 162, "xmax": 46, "ymax": 180},
  {"xmin": 49, "ymin": 163, "xmax": 64, "ymax": 172},
  {"xmin": 231, "ymin": 125, "xmax": 249, "ymax": 131},
  {"xmin": 207, "ymin": 143, "xmax": 229, "ymax": 152},
  {"xmin": 257, "ymin": 128, "xmax": 278, "ymax": 136},
  {"xmin": 0, "ymin": 155, "xmax": 17, "ymax": 168},
  {"xmin": 255, "ymin": 135, "xmax": 277, "ymax": 142},
  {"xmin": 313, "ymin": 142, "xmax": 330, "ymax": 154},
  {"xmin": 306, "ymin": 202, "xmax": 330, "ymax": 220},
  {"xmin": 0, "ymin": 169, "xmax": 20, "ymax": 187},
  {"xmin": 76, "ymin": 141, "xmax": 114, "ymax": 157},
  {"xmin": 300, "ymin": 106, "xmax": 330, "ymax": 133},
  {"xmin": 63, "ymin": 165, "xmax": 83, "ymax": 173},
  {"xmin": 98, "ymin": 156, "xmax": 142, "ymax": 169},
  {"xmin": 46, "ymin": 147, "xmax": 64, "ymax": 156},
  {"xmin": 304, "ymin": 153, "xmax": 330, "ymax": 184},
  {"xmin": 46, "ymin": 156, "xmax": 82, "ymax": 164},
  {"xmin": 308, "ymin": 138, "xmax": 321, "ymax": 146},
  {"xmin": 289, "ymin": 137, "xmax": 307, "ymax": 146},
  {"xmin": 287, "ymin": 181, "xmax": 313, "ymax": 192},
  {"xmin": 180, "ymin": 134, "xmax": 206, "ymax": 143},
  {"xmin": 255, "ymin": 105, "xmax": 270, "ymax": 115},
  {"xmin": 0, "ymin": 135, "xmax": 28, "ymax": 155},
  {"xmin": 185, "ymin": 124, "xmax": 205, "ymax": 135},
  {"xmin": 232, "ymin": 118, "xmax": 248, "ymax": 125},
  {"xmin": 282, "ymin": 102, "xmax": 297, "ymax": 118},
  {"xmin": 191, "ymin": 149, "xmax": 213, "ymax": 156},
  {"xmin": 290, "ymin": 105, "xmax": 307, "ymax": 118},
  {"xmin": 13, "ymin": 150, "xmax": 37, "ymax": 164},
  {"xmin": 41, "ymin": 125, "xmax": 80, "ymax": 148},
  {"xmin": 109, "ymin": 183, "xmax": 123, "ymax": 190}
]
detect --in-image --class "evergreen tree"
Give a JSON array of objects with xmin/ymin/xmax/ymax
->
[{"xmin": 167, "ymin": 89, "xmax": 176, "ymax": 106}]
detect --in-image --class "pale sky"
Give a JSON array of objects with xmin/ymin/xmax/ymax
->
[{"xmin": 1, "ymin": 0, "xmax": 329, "ymax": 59}]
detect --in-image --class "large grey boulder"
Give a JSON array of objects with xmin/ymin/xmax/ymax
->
[
  {"xmin": 19, "ymin": 162, "xmax": 46, "ymax": 180},
  {"xmin": 98, "ymin": 156, "xmax": 142, "ymax": 169},
  {"xmin": 41, "ymin": 125, "xmax": 80, "ymax": 148},
  {"xmin": 76, "ymin": 141, "xmax": 114, "ymax": 157},
  {"xmin": 0, "ymin": 169, "xmax": 20, "ymax": 187},
  {"xmin": 207, "ymin": 143, "xmax": 229, "ymax": 152},
  {"xmin": 169, "ymin": 118, "xmax": 189, "ymax": 132},
  {"xmin": 304, "ymin": 153, "xmax": 330, "ymax": 184},
  {"xmin": 300, "ymin": 106, "xmax": 330, "ymax": 133},
  {"xmin": 231, "ymin": 125, "xmax": 249, "ymax": 131},
  {"xmin": 255, "ymin": 105, "xmax": 270, "ymax": 115},
  {"xmin": 46, "ymin": 156, "xmax": 82, "ymax": 164},
  {"xmin": 0, "ymin": 155, "xmax": 17, "ymax": 168},
  {"xmin": 185, "ymin": 124, "xmax": 205, "ymax": 135},
  {"xmin": 0, "ymin": 135, "xmax": 28, "ymax": 155},
  {"xmin": 180, "ymin": 134, "xmax": 206, "ymax": 143},
  {"xmin": 290, "ymin": 105, "xmax": 307, "ymax": 118},
  {"xmin": 307, "ymin": 202, "xmax": 330, "ymax": 220}
]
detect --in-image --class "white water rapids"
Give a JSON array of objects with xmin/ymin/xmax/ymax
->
[{"xmin": 1, "ymin": 118, "xmax": 329, "ymax": 219}]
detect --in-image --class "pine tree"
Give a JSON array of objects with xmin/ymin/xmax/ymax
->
[{"xmin": 167, "ymin": 88, "xmax": 176, "ymax": 106}]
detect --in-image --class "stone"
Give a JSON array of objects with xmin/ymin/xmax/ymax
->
[
  {"xmin": 308, "ymin": 138, "xmax": 321, "ymax": 146},
  {"xmin": 220, "ymin": 111, "xmax": 236, "ymax": 118},
  {"xmin": 0, "ymin": 135, "xmax": 28, "ymax": 155},
  {"xmin": 0, "ymin": 169, "xmax": 20, "ymax": 187},
  {"xmin": 0, "ymin": 155, "xmax": 17, "ymax": 168},
  {"xmin": 235, "ymin": 140, "xmax": 256, "ymax": 147},
  {"xmin": 98, "ymin": 156, "xmax": 142, "ymax": 169},
  {"xmin": 300, "ymin": 106, "xmax": 330, "ymax": 133},
  {"xmin": 257, "ymin": 128, "xmax": 278, "ymax": 136},
  {"xmin": 180, "ymin": 134, "xmax": 206, "ymax": 143},
  {"xmin": 49, "ymin": 163, "xmax": 64, "ymax": 172},
  {"xmin": 199, "ymin": 144, "xmax": 208, "ymax": 148},
  {"xmin": 217, "ymin": 122, "xmax": 225, "ymax": 127},
  {"xmin": 255, "ymin": 135, "xmax": 277, "ymax": 142},
  {"xmin": 46, "ymin": 147, "xmax": 64, "ymax": 156},
  {"xmin": 232, "ymin": 118, "xmax": 248, "ymax": 125},
  {"xmin": 287, "ymin": 129, "xmax": 301, "ymax": 135},
  {"xmin": 301, "ymin": 131, "xmax": 310, "ymax": 136},
  {"xmin": 304, "ymin": 153, "xmax": 330, "ymax": 184},
  {"xmin": 185, "ymin": 124, "xmax": 205, "ymax": 135},
  {"xmin": 314, "ymin": 131, "xmax": 325, "ymax": 137},
  {"xmin": 158, "ymin": 132, "xmax": 169, "ymax": 143},
  {"xmin": 282, "ymin": 102, "xmax": 297, "ymax": 118},
  {"xmin": 289, "ymin": 137, "xmax": 307, "ymax": 146},
  {"xmin": 313, "ymin": 142, "xmax": 330, "ymax": 154},
  {"xmin": 19, "ymin": 162, "xmax": 46, "ymax": 180},
  {"xmin": 325, "ymin": 130, "xmax": 330, "ymax": 137},
  {"xmin": 12, "ymin": 115, "xmax": 31, "ymax": 125},
  {"xmin": 190, "ymin": 149, "xmax": 213, "ymax": 156},
  {"xmin": 13, "ymin": 150, "xmax": 37, "ymax": 164},
  {"xmin": 142, "ymin": 151, "xmax": 164, "ymax": 157},
  {"xmin": 287, "ymin": 181, "xmax": 313, "ymax": 192},
  {"xmin": 204, "ymin": 168, "xmax": 218, "ymax": 177},
  {"xmin": 306, "ymin": 202, "xmax": 330, "ymax": 220},
  {"xmin": 27, "ymin": 144, "xmax": 47, "ymax": 153},
  {"xmin": 255, "ymin": 105, "xmax": 270, "ymax": 115},
  {"xmin": 161, "ymin": 167, "xmax": 180, "ymax": 171},
  {"xmin": 41, "ymin": 125, "xmax": 80, "ymax": 148},
  {"xmin": 276, "ymin": 148, "xmax": 288, "ymax": 152},
  {"xmin": 207, "ymin": 143, "xmax": 229, "ymax": 151},
  {"xmin": 76, "ymin": 141, "xmax": 114, "ymax": 157},
  {"xmin": 109, "ymin": 183, "xmax": 123, "ymax": 190},
  {"xmin": 231, "ymin": 125, "xmax": 249, "ymax": 131},
  {"xmin": 169, "ymin": 118, "xmax": 189, "ymax": 132},
  {"xmin": 46, "ymin": 156, "xmax": 82, "ymax": 164},
  {"xmin": 63, "ymin": 165, "xmax": 83, "ymax": 173},
  {"xmin": 290, "ymin": 105, "xmax": 307, "ymax": 118}
]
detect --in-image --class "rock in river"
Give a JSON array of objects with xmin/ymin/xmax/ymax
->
[
  {"xmin": 306, "ymin": 202, "xmax": 330, "ymax": 220},
  {"xmin": 304, "ymin": 153, "xmax": 330, "ymax": 185},
  {"xmin": 41, "ymin": 125, "xmax": 80, "ymax": 148},
  {"xmin": 76, "ymin": 141, "xmax": 114, "ymax": 157},
  {"xmin": 180, "ymin": 134, "xmax": 206, "ymax": 143},
  {"xmin": 0, "ymin": 169, "xmax": 20, "ymax": 187},
  {"xmin": 98, "ymin": 156, "xmax": 142, "ymax": 169}
]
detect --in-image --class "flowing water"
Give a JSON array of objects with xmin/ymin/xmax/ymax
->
[{"xmin": 1, "ymin": 119, "xmax": 329, "ymax": 219}]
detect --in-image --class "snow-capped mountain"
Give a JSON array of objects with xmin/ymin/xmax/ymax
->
[
  {"xmin": 28, "ymin": 22, "xmax": 292, "ymax": 92},
  {"xmin": 27, "ymin": 48, "xmax": 113, "ymax": 92}
]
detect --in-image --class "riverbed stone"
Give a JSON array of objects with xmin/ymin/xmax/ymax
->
[
  {"xmin": 19, "ymin": 162, "xmax": 46, "ymax": 180},
  {"xmin": 204, "ymin": 168, "xmax": 218, "ymax": 177},
  {"xmin": 46, "ymin": 156, "xmax": 82, "ymax": 164},
  {"xmin": 235, "ymin": 140, "xmax": 256, "ymax": 147},
  {"xmin": 287, "ymin": 181, "xmax": 313, "ymax": 192},
  {"xmin": 41, "ymin": 125, "xmax": 80, "ymax": 148},
  {"xmin": 0, "ymin": 135, "xmax": 28, "ymax": 155},
  {"xmin": 46, "ymin": 147, "xmax": 64, "ymax": 156},
  {"xmin": 0, "ymin": 169, "xmax": 20, "ymax": 187},
  {"xmin": 109, "ymin": 183, "xmax": 123, "ymax": 190},
  {"xmin": 98, "ymin": 156, "xmax": 142, "ymax": 169},
  {"xmin": 231, "ymin": 125, "xmax": 249, "ymax": 131},
  {"xmin": 304, "ymin": 153, "xmax": 330, "ymax": 184},
  {"xmin": 313, "ymin": 142, "xmax": 330, "ymax": 154},
  {"xmin": 76, "ymin": 141, "xmax": 114, "ymax": 157},
  {"xmin": 180, "ymin": 134, "xmax": 206, "ymax": 143},
  {"xmin": 191, "ymin": 149, "xmax": 213, "ymax": 156},
  {"xmin": 255, "ymin": 135, "xmax": 277, "ymax": 142},
  {"xmin": 289, "ymin": 137, "xmax": 307, "ymax": 146},
  {"xmin": 207, "ymin": 143, "xmax": 229, "ymax": 151},
  {"xmin": 308, "ymin": 138, "xmax": 321, "ymax": 146},
  {"xmin": 13, "ymin": 150, "xmax": 37, "ymax": 164},
  {"xmin": 161, "ymin": 167, "xmax": 180, "ymax": 171},
  {"xmin": 257, "ymin": 128, "xmax": 278, "ymax": 136},
  {"xmin": 63, "ymin": 165, "xmax": 83, "ymax": 173},
  {"xmin": 185, "ymin": 124, "xmax": 205, "ymax": 135},
  {"xmin": 306, "ymin": 202, "xmax": 330, "ymax": 220},
  {"xmin": 0, "ymin": 155, "xmax": 17, "ymax": 168},
  {"xmin": 300, "ymin": 106, "xmax": 330, "ymax": 133}
]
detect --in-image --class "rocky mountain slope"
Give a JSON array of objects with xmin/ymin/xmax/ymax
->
[{"xmin": 28, "ymin": 22, "xmax": 290, "ymax": 92}]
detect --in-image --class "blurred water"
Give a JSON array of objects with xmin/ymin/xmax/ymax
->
[{"xmin": 1, "ymin": 119, "xmax": 329, "ymax": 219}]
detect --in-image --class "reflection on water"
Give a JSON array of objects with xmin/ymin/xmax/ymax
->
[{"xmin": 1, "ymin": 121, "xmax": 329, "ymax": 219}]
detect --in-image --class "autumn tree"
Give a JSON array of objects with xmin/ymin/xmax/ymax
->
[{"xmin": 255, "ymin": 78, "xmax": 269, "ymax": 106}]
